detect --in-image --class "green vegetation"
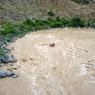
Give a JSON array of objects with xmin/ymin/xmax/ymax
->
[
  {"xmin": 0, "ymin": 16, "xmax": 95, "ymax": 61},
  {"xmin": 47, "ymin": 10, "xmax": 55, "ymax": 17},
  {"xmin": 68, "ymin": 17, "xmax": 85, "ymax": 27},
  {"xmin": 71, "ymin": 0, "xmax": 89, "ymax": 4},
  {"xmin": 0, "ymin": 44, "xmax": 8, "ymax": 62},
  {"xmin": 0, "ymin": 17, "xmax": 95, "ymax": 41},
  {"xmin": 0, "ymin": 17, "xmax": 95, "ymax": 42}
]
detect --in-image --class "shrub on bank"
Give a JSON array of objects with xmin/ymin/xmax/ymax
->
[
  {"xmin": 0, "ymin": 46, "xmax": 8, "ymax": 62},
  {"xmin": 47, "ymin": 11, "xmax": 55, "ymax": 17},
  {"xmin": 71, "ymin": 0, "xmax": 89, "ymax": 4},
  {"xmin": 0, "ymin": 17, "xmax": 94, "ymax": 38},
  {"xmin": 1, "ymin": 22, "xmax": 15, "ymax": 35},
  {"xmin": 68, "ymin": 17, "xmax": 85, "ymax": 27},
  {"xmin": 0, "ymin": 16, "xmax": 94, "ymax": 43},
  {"xmin": 89, "ymin": 20, "xmax": 95, "ymax": 28}
]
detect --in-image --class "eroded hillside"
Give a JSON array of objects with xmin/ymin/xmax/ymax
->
[{"xmin": 0, "ymin": 0, "xmax": 95, "ymax": 22}]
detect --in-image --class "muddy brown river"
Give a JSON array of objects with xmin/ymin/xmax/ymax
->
[{"xmin": 0, "ymin": 28, "xmax": 95, "ymax": 95}]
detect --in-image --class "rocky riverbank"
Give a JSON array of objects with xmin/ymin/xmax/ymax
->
[{"xmin": 0, "ymin": 37, "xmax": 18, "ymax": 78}]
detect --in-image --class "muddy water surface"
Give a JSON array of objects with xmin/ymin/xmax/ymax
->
[{"xmin": 0, "ymin": 28, "xmax": 95, "ymax": 95}]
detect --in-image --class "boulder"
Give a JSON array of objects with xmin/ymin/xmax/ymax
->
[
  {"xmin": 0, "ymin": 70, "xmax": 17, "ymax": 78},
  {"xmin": 1, "ymin": 55, "xmax": 17, "ymax": 63},
  {"xmin": 0, "ymin": 70, "xmax": 8, "ymax": 78}
]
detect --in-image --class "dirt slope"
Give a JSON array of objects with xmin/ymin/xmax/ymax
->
[
  {"xmin": 0, "ymin": 0, "xmax": 95, "ymax": 22},
  {"xmin": 0, "ymin": 28, "xmax": 95, "ymax": 95}
]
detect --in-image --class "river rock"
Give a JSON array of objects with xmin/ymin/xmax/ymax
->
[
  {"xmin": 0, "ymin": 70, "xmax": 17, "ymax": 78},
  {"xmin": 1, "ymin": 55, "xmax": 17, "ymax": 63},
  {"xmin": 0, "ymin": 70, "xmax": 8, "ymax": 78},
  {"xmin": 4, "ymin": 47, "xmax": 12, "ymax": 52}
]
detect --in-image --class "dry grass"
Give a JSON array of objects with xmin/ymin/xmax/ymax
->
[{"xmin": 0, "ymin": 0, "xmax": 95, "ymax": 22}]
